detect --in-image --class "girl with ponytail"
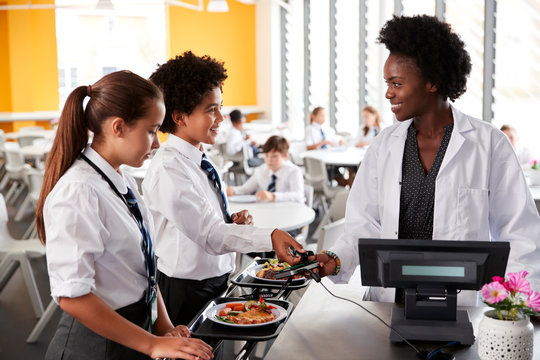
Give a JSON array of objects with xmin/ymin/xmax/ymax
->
[{"xmin": 37, "ymin": 71, "xmax": 213, "ymax": 360}]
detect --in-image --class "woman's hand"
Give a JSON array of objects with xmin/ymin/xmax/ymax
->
[
  {"xmin": 226, "ymin": 186, "xmax": 235, "ymax": 196},
  {"xmin": 255, "ymin": 190, "xmax": 275, "ymax": 202},
  {"xmin": 148, "ymin": 336, "xmax": 214, "ymax": 360},
  {"xmin": 231, "ymin": 210, "xmax": 253, "ymax": 225},
  {"xmin": 308, "ymin": 253, "xmax": 337, "ymax": 278}
]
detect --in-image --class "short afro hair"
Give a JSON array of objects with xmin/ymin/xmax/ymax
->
[
  {"xmin": 229, "ymin": 109, "xmax": 243, "ymax": 123},
  {"xmin": 149, "ymin": 51, "xmax": 228, "ymax": 133},
  {"xmin": 377, "ymin": 15, "xmax": 471, "ymax": 101}
]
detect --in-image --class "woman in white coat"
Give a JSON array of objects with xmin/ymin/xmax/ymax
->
[{"xmin": 312, "ymin": 15, "xmax": 540, "ymax": 304}]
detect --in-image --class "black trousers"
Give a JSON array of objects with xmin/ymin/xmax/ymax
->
[
  {"xmin": 45, "ymin": 297, "xmax": 151, "ymax": 360},
  {"xmin": 157, "ymin": 270, "xmax": 229, "ymax": 326}
]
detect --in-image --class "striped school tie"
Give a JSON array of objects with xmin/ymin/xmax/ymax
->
[
  {"xmin": 122, "ymin": 187, "xmax": 157, "ymax": 306},
  {"xmin": 320, "ymin": 128, "xmax": 327, "ymax": 149},
  {"xmin": 267, "ymin": 174, "xmax": 277, "ymax": 192},
  {"xmin": 201, "ymin": 153, "xmax": 232, "ymax": 223}
]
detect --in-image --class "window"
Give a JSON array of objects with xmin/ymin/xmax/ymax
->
[{"xmin": 55, "ymin": 0, "xmax": 166, "ymax": 108}]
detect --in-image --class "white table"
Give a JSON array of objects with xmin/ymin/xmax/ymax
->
[
  {"xmin": 228, "ymin": 201, "xmax": 315, "ymax": 231},
  {"xmin": 300, "ymin": 147, "xmax": 366, "ymax": 167},
  {"xmin": 5, "ymin": 129, "xmax": 56, "ymax": 140},
  {"xmin": 264, "ymin": 278, "xmax": 540, "ymax": 360}
]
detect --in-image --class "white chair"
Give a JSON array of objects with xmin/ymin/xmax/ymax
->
[
  {"xmin": 303, "ymin": 156, "xmax": 343, "ymax": 213},
  {"xmin": 0, "ymin": 194, "xmax": 46, "ymax": 319},
  {"xmin": 288, "ymin": 141, "xmax": 306, "ymax": 166},
  {"xmin": 311, "ymin": 188, "xmax": 349, "ymax": 242},
  {"xmin": 316, "ymin": 218, "xmax": 345, "ymax": 253},
  {"xmin": 14, "ymin": 165, "xmax": 44, "ymax": 222},
  {"xmin": 0, "ymin": 143, "xmax": 28, "ymax": 205}
]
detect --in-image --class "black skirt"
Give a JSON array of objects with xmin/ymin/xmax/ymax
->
[{"xmin": 45, "ymin": 296, "xmax": 151, "ymax": 360}]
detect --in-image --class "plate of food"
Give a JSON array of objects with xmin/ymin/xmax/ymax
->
[
  {"xmin": 246, "ymin": 259, "xmax": 305, "ymax": 283},
  {"xmin": 228, "ymin": 194, "xmax": 257, "ymax": 203},
  {"xmin": 206, "ymin": 296, "xmax": 287, "ymax": 327}
]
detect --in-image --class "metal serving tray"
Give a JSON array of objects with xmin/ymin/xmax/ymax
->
[
  {"xmin": 188, "ymin": 297, "xmax": 294, "ymax": 341},
  {"xmin": 230, "ymin": 258, "xmax": 311, "ymax": 290}
]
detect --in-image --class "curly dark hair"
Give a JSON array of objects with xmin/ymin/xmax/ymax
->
[
  {"xmin": 377, "ymin": 15, "xmax": 471, "ymax": 101},
  {"xmin": 149, "ymin": 51, "xmax": 228, "ymax": 133}
]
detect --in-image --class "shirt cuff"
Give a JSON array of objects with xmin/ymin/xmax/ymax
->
[{"xmin": 50, "ymin": 279, "xmax": 95, "ymax": 304}]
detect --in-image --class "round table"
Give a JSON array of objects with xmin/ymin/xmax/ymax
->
[
  {"xmin": 300, "ymin": 146, "xmax": 366, "ymax": 167},
  {"xmin": 229, "ymin": 201, "xmax": 315, "ymax": 231}
]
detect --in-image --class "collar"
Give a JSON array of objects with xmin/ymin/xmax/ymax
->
[
  {"xmin": 82, "ymin": 145, "xmax": 128, "ymax": 194},
  {"xmin": 164, "ymin": 133, "xmax": 204, "ymax": 164}
]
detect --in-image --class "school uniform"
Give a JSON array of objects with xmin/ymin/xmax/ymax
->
[
  {"xmin": 305, "ymin": 122, "xmax": 341, "ymax": 148},
  {"xmin": 44, "ymin": 146, "xmax": 154, "ymax": 360},
  {"xmin": 230, "ymin": 161, "xmax": 305, "ymax": 203},
  {"xmin": 142, "ymin": 134, "xmax": 273, "ymax": 325}
]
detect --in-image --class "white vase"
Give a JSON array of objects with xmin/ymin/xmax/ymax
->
[
  {"xmin": 529, "ymin": 170, "xmax": 540, "ymax": 186},
  {"xmin": 477, "ymin": 310, "xmax": 534, "ymax": 360}
]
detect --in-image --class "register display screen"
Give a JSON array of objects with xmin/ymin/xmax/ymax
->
[{"xmin": 402, "ymin": 265, "xmax": 465, "ymax": 278}]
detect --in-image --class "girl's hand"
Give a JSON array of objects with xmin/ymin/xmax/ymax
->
[
  {"xmin": 162, "ymin": 325, "xmax": 190, "ymax": 338},
  {"xmin": 149, "ymin": 336, "xmax": 213, "ymax": 360},
  {"xmin": 226, "ymin": 186, "xmax": 235, "ymax": 196}
]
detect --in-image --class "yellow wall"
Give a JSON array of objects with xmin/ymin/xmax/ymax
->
[
  {"xmin": 1, "ymin": 0, "xmax": 59, "ymax": 113},
  {"xmin": 167, "ymin": 0, "xmax": 257, "ymax": 107}
]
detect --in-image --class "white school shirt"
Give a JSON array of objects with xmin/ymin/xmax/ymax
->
[
  {"xmin": 45, "ymin": 146, "xmax": 151, "ymax": 310},
  {"xmin": 231, "ymin": 162, "xmax": 305, "ymax": 203},
  {"xmin": 226, "ymin": 127, "xmax": 245, "ymax": 156},
  {"xmin": 354, "ymin": 126, "xmax": 379, "ymax": 145},
  {"xmin": 305, "ymin": 123, "xmax": 340, "ymax": 147},
  {"xmin": 330, "ymin": 104, "xmax": 540, "ymax": 304},
  {"xmin": 142, "ymin": 134, "xmax": 273, "ymax": 280}
]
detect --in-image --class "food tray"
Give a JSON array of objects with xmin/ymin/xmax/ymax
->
[
  {"xmin": 230, "ymin": 258, "xmax": 311, "ymax": 290},
  {"xmin": 188, "ymin": 297, "xmax": 294, "ymax": 341}
]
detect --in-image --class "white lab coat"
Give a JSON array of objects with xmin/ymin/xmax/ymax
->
[{"xmin": 330, "ymin": 104, "xmax": 540, "ymax": 304}]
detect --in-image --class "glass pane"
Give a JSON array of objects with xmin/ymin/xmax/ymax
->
[
  {"xmin": 446, "ymin": 0, "xmax": 485, "ymax": 119},
  {"xmin": 492, "ymin": 0, "xmax": 540, "ymax": 160},
  {"xmin": 55, "ymin": 0, "xmax": 166, "ymax": 108},
  {"xmin": 308, "ymin": 0, "xmax": 330, "ymax": 113},
  {"xmin": 402, "ymin": 0, "xmax": 435, "ymax": 16}
]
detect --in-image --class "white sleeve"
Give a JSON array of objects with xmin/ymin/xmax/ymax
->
[
  {"xmin": 488, "ymin": 136, "xmax": 540, "ymax": 287},
  {"xmin": 226, "ymin": 131, "xmax": 244, "ymax": 155},
  {"xmin": 145, "ymin": 163, "xmax": 273, "ymax": 255},
  {"xmin": 45, "ymin": 183, "xmax": 104, "ymax": 303},
  {"xmin": 232, "ymin": 170, "xmax": 261, "ymax": 195},
  {"xmin": 305, "ymin": 126, "xmax": 316, "ymax": 146}
]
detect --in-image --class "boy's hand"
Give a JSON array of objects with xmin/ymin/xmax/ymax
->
[
  {"xmin": 231, "ymin": 210, "xmax": 253, "ymax": 225},
  {"xmin": 255, "ymin": 190, "xmax": 275, "ymax": 202},
  {"xmin": 226, "ymin": 186, "xmax": 235, "ymax": 196},
  {"xmin": 271, "ymin": 229, "xmax": 305, "ymax": 265}
]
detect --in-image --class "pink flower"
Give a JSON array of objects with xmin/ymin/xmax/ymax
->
[
  {"xmin": 492, "ymin": 276, "xmax": 505, "ymax": 284},
  {"xmin": 526, "ymin": 291, "xmax": 540, "ymax": 312},
  {"xmin": 482, "ymin": 281, "xmax": 508, "ymax": 304},
  {"xmin": 506, "ymin": 271, "xmax": 532, "ymax": 295}
]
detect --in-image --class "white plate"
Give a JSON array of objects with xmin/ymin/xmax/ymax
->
[
  {"xmin": 228, "ymin": 195, "xmax": 257, "ymax": 203},
  {"xmin": 206, "ymin": 301, "xmax": 287, "ymax": 327},
  {"xmin": 246, "ymin": 264, "xmax": 305, "ymax": 284}
]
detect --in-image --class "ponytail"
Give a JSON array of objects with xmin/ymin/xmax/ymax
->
[
  {"xmin": 36, "ymin": 70, "xmax": 163, "ymax": 244},
  {"xmin": 36, "ymin": 86, "xmax": 89, "ymax": 243}
]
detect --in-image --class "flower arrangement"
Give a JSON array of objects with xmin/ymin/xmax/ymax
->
[
  {"xmin": 481, "ymin": 271, "xmax": 540, "ymax": 321},
  {"xmin": 530, "ymin": 160, "xmax": 538, "ymax": 170}
]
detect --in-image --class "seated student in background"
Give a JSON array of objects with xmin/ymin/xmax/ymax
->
[
  {"xmin": 36, "ymin": 71, "xmax": 213, "ymax": 359},
  {"xmin": 355, "ymin": 105, "xmax": 381, "ymax": 148},
  {"xmin": 311, "ymin": 15, "xmax": 540, "ymax": 305},
  {"xmin": 500, "ymin": 124, "xmax": 531, "ymax": 167},
  {"xmin": 144, "ymin": 51, "xmax": 304, "ymax": 326},
  {"xmin": 226, "ymin": 135, "xmax": 305, "ymax": 203},
  {"xmin": 305, "ymin": 106, "xmax": 345, "ymax": 150},
  {"xmin": 226, "ymin": 109, "xmax": 264, "ymax": 167}
]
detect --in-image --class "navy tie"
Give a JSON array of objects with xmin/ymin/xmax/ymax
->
[
  {"xmin": 201, "ymin": 153, "xmax": 232, "ymax": 223},
  {"xmin": 320, "ymin": 128, "xmax": 327, "ymax": 149},
  {"xmin": 267, "ymin": 174, "xmax": 277, "ymax": 192},
  {"xmin": 122, "ymin": 188, "xmax": 157, "ymax": 307}
]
